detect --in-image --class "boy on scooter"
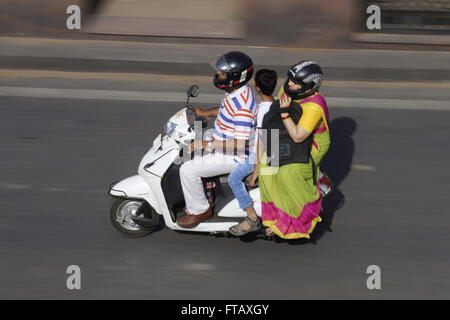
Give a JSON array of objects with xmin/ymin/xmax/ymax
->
[{"xmin": 228, "ymin": 69, "xmax": 277, "ymax": 236}]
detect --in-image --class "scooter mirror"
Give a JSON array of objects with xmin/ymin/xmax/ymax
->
[{"xmin": 187, "ymin": 85, "xmax": 200, "ymax": 98}]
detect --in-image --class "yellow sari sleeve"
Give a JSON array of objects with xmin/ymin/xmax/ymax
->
[{"xmin": 298, "ymin": 102, "xmax": 323, "ymax": 133}]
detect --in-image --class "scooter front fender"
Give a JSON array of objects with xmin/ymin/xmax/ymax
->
[{"xmin": 109, "ymin": 175, "xmax": 161, "ymax": 214}]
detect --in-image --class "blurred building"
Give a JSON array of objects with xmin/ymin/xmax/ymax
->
[
  {"xmin": 0, "ymin": 0, "xmax": 448, "ymax": 46},
  {"xmin": 361, "ymin": 0, "xmax": 450, "ymax": 33},
  {"xmin": 83, "ymin": 0, "xmax": 245, "ymax": 38}
]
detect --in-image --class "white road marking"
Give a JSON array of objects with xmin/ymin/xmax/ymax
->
[
  {"xmin": 173, "ymin": 263, "xmax": 217, "ymax": 272},
  {"xmin": 352, "ymin": 165, "xmax": 376, "ymax": 171},
  {"xmin": 40, "ymin": 187, "xmax": 69, "ymax": 192},
  {"xmin": 0, "ymin": 182, "xmax": 104, "ymax": 194},
  {"xmin": 0, "ymin": 183, "xmax": 31, "ymax": 190},
  {"xmin": 2, "ymin": 70, "xmax": 450, "ymax": 89},
  {"xmin": 0, "ymin": 86, "xmax": 449, "ymax": 111}
]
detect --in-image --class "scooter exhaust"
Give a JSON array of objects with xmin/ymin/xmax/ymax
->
[{"xmin": 132, "ymin": 216, "xmax": 161, "ymax": 231}]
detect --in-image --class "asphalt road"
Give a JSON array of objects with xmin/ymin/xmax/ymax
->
[{"xmin": 1, "ymin": 94, "xmax": 449, "ymax": 299}]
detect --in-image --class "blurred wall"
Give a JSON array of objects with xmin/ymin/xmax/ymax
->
[
  {"xmin": 246, "ymin": 0, "xmax": 357, "ymax": 46},
  {"xmin": 83, "ymin": 0, "xmax": 245, "ymax": 38},
  {"xmin": 0, "ymin": 0, "xmax": 357, "ymax": 46},
  {"xmin": 360, "ymin": 0, "xmax": 450, "ymax": 33},
  {"xmin": 0, "ymin": 0, "xmax": 88, "ymax": 35},
  {"xmin": 3, "ymin": 0, "xmax": 447, "ymax": 47}
]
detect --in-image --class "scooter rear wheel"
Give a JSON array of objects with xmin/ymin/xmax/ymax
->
[{"xmin": 109, "ymin": 198, "xmax": 162, "ymax": 237}]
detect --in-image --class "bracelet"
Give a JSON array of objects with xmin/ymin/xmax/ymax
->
[{"xmin": 281, "ymin": 114, "xmax": 290, "ymax": 120}]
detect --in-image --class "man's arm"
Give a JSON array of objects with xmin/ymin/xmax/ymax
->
[
  {"xmin": 190, "ymin": 106, "xmax": 252, "ymax": 153},
  {"xmin": 194, "ymin": 106, "xmax": 219, "ymax": 118},
  {"xmin": 211, "ymin": 139, "xmax": 248, "ymax": 152},
  {"xmin": 189, "ymin": 139, "xmax": 248, "ymax": 154}
]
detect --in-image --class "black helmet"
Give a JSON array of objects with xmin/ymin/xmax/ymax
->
[
  {"xmin": 210, "ymin": 51, "xmax": 253, "ymax": 92},
  {"xmin": 284, "ymin": 61, "xmax": 323, "ymax": 100}
]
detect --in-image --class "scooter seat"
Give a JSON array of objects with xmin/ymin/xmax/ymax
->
[{"xmin": 208, "ymin": 173, "xmax": 258, "ymax": 190}]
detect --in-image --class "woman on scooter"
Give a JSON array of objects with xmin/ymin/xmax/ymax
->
[{"xmin": 258, "ymin": 61, "xmax": 331, "ymax": 239}]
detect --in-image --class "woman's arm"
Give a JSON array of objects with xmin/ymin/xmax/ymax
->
[{"xmin": 279, "ymin": 96, "xmax": 312, "ymax": 143}]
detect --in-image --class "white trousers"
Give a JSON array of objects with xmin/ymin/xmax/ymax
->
[{"xmin": 180, "ymin": 153, "xmax": 239, "ymax": 215}]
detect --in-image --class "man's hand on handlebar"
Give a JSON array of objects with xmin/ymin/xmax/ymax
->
[
  {"xmin": 193, "ymin": 107, "xmax": 210, "ymax": 119},
  {"xmin": 192, "ymin": 106, "xmax": 219, "ymax": 118},
  {"xmin": 188, "ymin": 140, "xmax": 208, "ymax": 154}
]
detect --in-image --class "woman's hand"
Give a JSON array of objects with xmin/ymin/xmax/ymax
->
[
  {"xmin": 280, "ymin": 96, "xmax": 292, "ymax": 117},
  {"xmin": 280, "ymin": 95, "xmax": 292, "ymax": 108}
]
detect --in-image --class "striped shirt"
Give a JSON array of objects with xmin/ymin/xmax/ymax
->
[{"xmin": 213, "ymin": 84, "xmax": 256, "ymax": 163}]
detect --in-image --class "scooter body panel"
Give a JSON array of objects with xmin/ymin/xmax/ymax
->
[
  {"xmin": 109, "ymin": 174, "xmax": 162, "ymax": 214},
  {"xmin": 216, "ymin": 188, "xmax": 262, "ymax": 218},
  {"xmin": 138, "ymin": 135, "xmax": 181, "ymax": 178}
]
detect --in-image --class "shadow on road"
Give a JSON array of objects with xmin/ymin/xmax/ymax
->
[
  {"xmin": 305, "ymin": 116, "xmax": 357, "ymax": 245},
  {"xmin": 322, "ymin": 117, "xmax": 357, "ymax": 188}
]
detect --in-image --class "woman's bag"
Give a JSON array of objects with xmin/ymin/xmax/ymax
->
[{"xmin": 261, "ymin": 100, "xmax": 317, "ymax": 183}]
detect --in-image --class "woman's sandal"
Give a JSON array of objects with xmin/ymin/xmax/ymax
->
[
  {"xmin": 229, "ymin": 217, "xmax": 261, "ymax": 236},
  {"xmin": 264, "ymin": 226, "xmax": 276, "ymax": 240}
]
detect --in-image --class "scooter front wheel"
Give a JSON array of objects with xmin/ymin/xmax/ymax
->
[{"xmin": 109, "ymin": 198, "xmax": 162, "ymax": 237}]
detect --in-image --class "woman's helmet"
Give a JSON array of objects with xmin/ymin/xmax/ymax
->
[
  {"xmin": 210, "ymin": 51, "xmax": 253, "ymax": 92},
  {"xmin": 284, "ymin": 61, "xmax": 323, "ymax": 100}
]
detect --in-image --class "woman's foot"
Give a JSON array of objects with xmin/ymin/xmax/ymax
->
[{"xmin": 265, "ymin": 226, "xmax": 275, "ymax": 237}]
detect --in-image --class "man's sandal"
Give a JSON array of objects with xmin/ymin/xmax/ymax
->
[{"xmin": 229, "ymin": 217, "xmax": 261, "ymax": 236}]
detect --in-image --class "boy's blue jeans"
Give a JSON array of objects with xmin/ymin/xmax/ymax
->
[{"xmin": 228, "ymin": 154, "xmax": 255, "ymax": 210}]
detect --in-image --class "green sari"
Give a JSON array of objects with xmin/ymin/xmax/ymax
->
[{"xmin": 258, "ymin": 90, "xmax": 330, "ymax": 239}]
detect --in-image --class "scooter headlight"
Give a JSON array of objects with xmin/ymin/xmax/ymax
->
[{"xmin": 165, "ymin": 121, "xmax": 176, "ymax": 136}]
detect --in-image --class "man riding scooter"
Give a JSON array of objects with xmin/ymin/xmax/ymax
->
[{"xmin": 177, "ymin": 51, "xmax": 257, "ymax": 228}]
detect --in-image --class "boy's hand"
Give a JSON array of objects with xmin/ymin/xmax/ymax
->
[{"xmin": 248, "ymin": 171, "xmax": 258, "ymax": 187}]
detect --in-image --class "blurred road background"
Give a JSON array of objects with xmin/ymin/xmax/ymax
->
[{"xmin": 0, "ymin": 0, "xmax": 449, "ymax": 299}]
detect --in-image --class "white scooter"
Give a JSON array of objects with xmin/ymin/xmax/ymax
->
[{"xmin": 108, "ymin": 85, "xmax": 262, "ymax": 237}]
